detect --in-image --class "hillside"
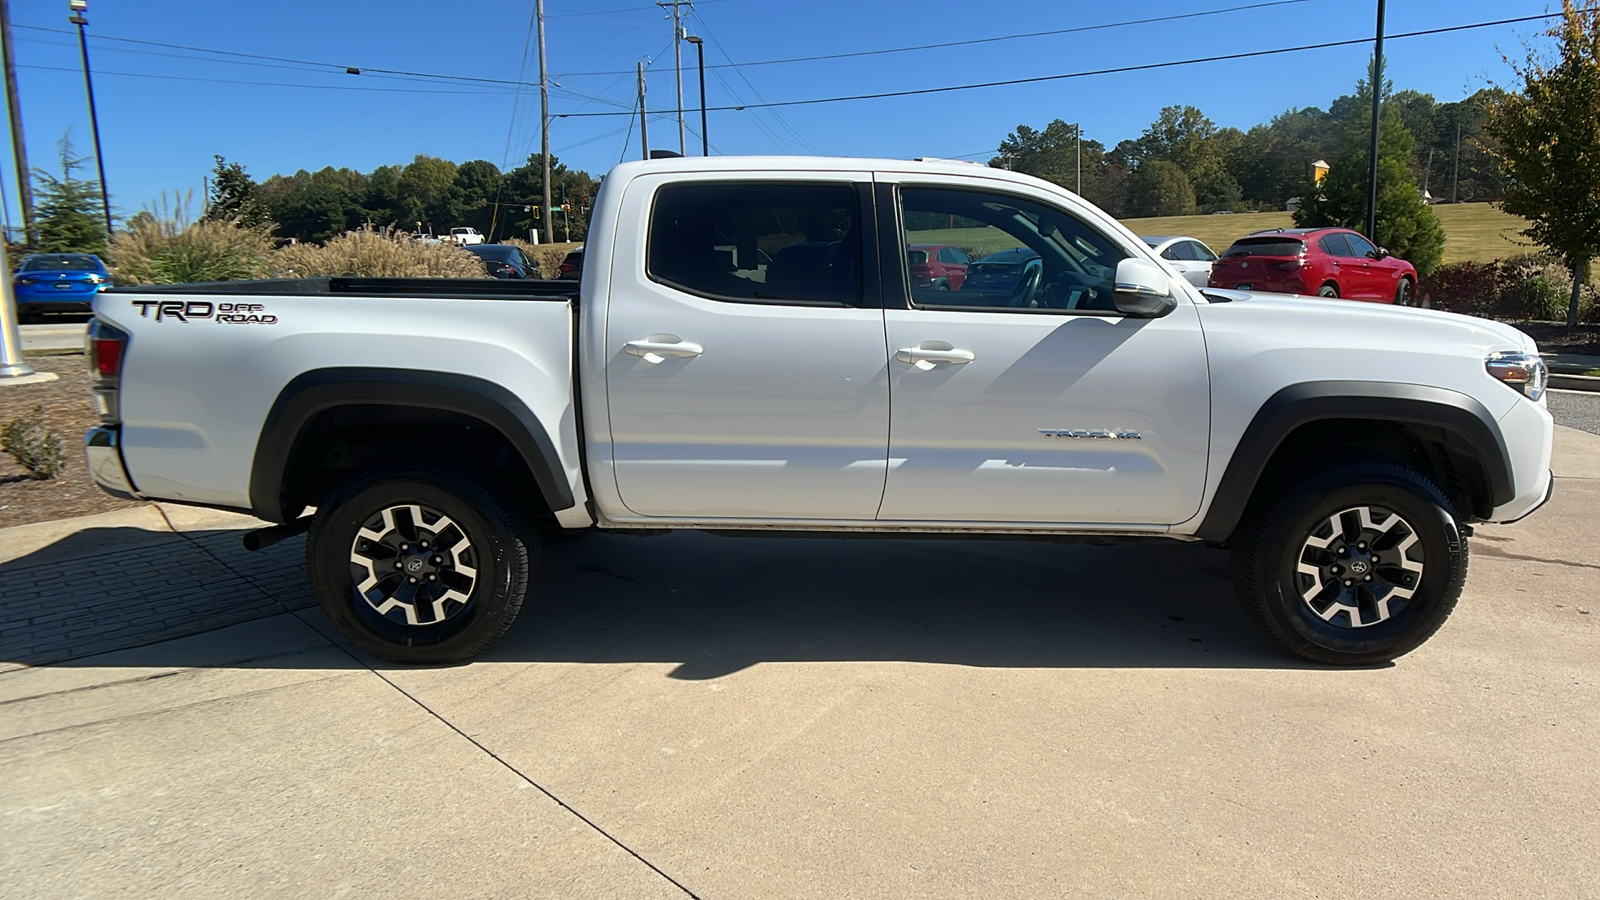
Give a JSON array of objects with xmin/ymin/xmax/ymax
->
[{"xmin": 1120, "ymin": 204, "xmax": 1532, "ymax": 264}]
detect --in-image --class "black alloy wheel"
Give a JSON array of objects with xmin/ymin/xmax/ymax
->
[
  {"xmin": 307, "ymin": 467, "xmax": 537, "ymax": 664},
  {"xmin": 1395, "ymin": 277, "xmax": 1415, "ymax": 306},
  {"xmin": 1230, "ymin": 461, "xmax": 1467, "ymax": 665}
]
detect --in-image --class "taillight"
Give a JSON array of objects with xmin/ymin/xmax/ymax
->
[
  {"xmin": 88, "ymin": 320, "xmax": 127, "ymax": 379},
  {"xmin": 86, "ymin": 319, "xmax": 128, "ymax": 423},
  {"xmin": 1273, "ymin": 260, "xmax": 1304, "ymax": 272}
]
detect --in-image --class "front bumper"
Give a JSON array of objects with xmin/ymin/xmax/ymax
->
[
  {"xmin": 84, "ymin": 426, "xmax": 142, "ymax": 501},
  {"xmin": 1487, "ymin": 396, "xmax": 1555, "ymax": 522}
]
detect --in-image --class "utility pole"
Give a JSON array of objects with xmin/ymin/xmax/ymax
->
[
  {"xmin": 1365, "ymin": 0, "xmax": 1385, "ymax": 242},
  {"xmin": 1421, "ymin": 147, "xmax": 1434, "ymax": 198},
  {"xmin": 0, "ymin": 0, "xmax": 35, "ymax": 245},
  {"xmin": 1075, "ymin": 123, "xmax": 1081, "ymax": 195},
  {"xmin": 1452, "ymin": 121, "xmax": 1461, "ymax": 203},
  {"xmin": 536, "ymin": 0, "xmax": 553, "ymax": 245},
  {"xmin": 637, "ymin": 62, "xmax": 649, "ymax": 160},
  {"xmin": 69, "ymin": 0, "xmax": 111, "ymax": 234},
  {"xmin": 657, "ymin": 0, "xmax": 690, "ymax": 155}
]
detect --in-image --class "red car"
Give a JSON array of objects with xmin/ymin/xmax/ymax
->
[
  {"xmin": 1208, "ymin": 227, "xmax": 1418, "ymax": 305},
  {"xmin": 907, "ymin": 243, "xmax": 970, "ymax": 291}
]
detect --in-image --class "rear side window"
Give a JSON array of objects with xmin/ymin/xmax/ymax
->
[
  {"xmin": 1318, "ymin": 233, "xmax": 1352, "ymax": 256},
  {"xmin": 1189, "ymin": 241, "xmax": 1217, "ymax": 261},
  {"xmin": 648, "ymin": 182, "xmax": 862, "ymax": 306},
  {"xmin": 1223, "ymin": 238, "xmax": 1306, "ymax": 257}
]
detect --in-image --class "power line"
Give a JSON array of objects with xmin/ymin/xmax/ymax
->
[
  {"xmin": 549, "ymin": 13, "xmax": 1572, "ymax": 118},
  {"xmin": 552, "ymin": 0, "xmax": 1320, "ymax": 77},
  {"xmin": 689, "ymin": 10, "xmax": 822, "ymax": 154},
  {"xmin": 16, "ymin": 63, "xmax": 504, "ymax": 94}
]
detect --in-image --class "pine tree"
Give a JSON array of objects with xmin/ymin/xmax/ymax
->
[
  {"xmin": 1294, "ymin": 64, "xmax": 1446, "ymax": 276},
  {"xmin": 32, "ymin": 132, "xmax": 106, "ymax": 254},
  {"xmin": 205, "ymin": 155, "xmax": 270, "ymax": 228}
]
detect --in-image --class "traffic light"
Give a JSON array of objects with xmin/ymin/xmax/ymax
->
[{"xmin": 532, "ymin": 205, "xmax": 542, "ymax": 220}]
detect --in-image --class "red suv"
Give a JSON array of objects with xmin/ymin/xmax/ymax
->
[
  {"xmin": 907, "ymin": 243, "xmax": 970, "ymax": 291},
  {"xmin": 1208, "ymin": 228, "xmax": 1418, "ymax": 305}
]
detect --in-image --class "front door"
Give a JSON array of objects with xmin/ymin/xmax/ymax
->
[
  {"xmin": 603, "ymin": 174, "xmax": 891, "ymax": 520},
  {"xmin": 876, "ymin": 180, "xmax": 1211, "ymax": 526}
]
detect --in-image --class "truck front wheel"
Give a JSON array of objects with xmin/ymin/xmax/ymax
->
[
  {"xmin": 306, "ymin": 467, "xmax": 536, "ymax": 664},
  {"xmin": 1230, "ymin": 462, "xmax": 1467, "ymax": 665}
]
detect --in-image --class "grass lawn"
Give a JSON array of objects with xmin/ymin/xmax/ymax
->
[{"xmin": 1119, "ymin": 203, "xmax": 1532, "ymax": 264}]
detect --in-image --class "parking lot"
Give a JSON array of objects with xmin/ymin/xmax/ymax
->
[{"xmin": 0, "ymin": 421, "xmax": 1594, "ymax": 898}]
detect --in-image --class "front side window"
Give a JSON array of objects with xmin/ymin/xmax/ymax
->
[
  {"xmin": 899, "ymin": 187, "xmax": 1126, "ymax": 312},
  {"xmin": 648, "ymin": 182, "xmax": 861, "ymax": 306},
  {"xmin": 1343, "ymin": 233, "xmax": 1378, "ymax": 258}
]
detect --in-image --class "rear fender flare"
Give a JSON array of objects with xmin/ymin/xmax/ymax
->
[{"xmin": 249, "ymin": 367, "xmax": 573, "ymax": 523}]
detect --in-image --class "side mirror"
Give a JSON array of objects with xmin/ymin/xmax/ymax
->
[
  {"xmin": 1113, "ymin": 258, "xmax": 1178, "ymax": 318},
  {"xmin": 1373, "ymin": 247, "xmax": 1390, "ymax": 260}
]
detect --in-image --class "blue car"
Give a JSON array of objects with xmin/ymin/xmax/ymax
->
[{"xmin": 13, "ymin": 253, "xmax": 113, "ymax": 318}]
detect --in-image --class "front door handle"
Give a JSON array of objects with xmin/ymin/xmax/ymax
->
[
  {"xmin": 896, "ymin": 344, "xmax": 976, "ymax": 369},
  {"xmin": 625, "ymin": 336, "xmax": 704, "ymax": 363}
]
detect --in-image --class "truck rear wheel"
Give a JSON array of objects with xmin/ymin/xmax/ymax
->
[
  {"xmin": 306, "ymin": 467, "xmax": 536, "ymax": 664},
  {"xmin": 1229, "ymin": 461, "xmax": 1467, "ymax": 665}
]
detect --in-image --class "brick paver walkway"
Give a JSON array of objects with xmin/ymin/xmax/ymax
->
[{"xmin": 0, "ymin": 527, "xmax": 313, "ymax": 669}]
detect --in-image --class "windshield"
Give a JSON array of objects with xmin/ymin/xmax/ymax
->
[
  {"xmin": 21, "ymin": 254, "xmax": 104, "ymax": 272},
  {"xmin": 1223, "ymin": 238, "xmax": 1305, "ymax": 257}
]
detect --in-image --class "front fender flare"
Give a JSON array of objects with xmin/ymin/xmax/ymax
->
[{"xmin": 1194, "ymin": 380, "xmax": 1513, "ymax": 542}]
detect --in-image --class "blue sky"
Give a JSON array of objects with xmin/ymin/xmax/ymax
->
[{"xmin": 0, "ymin": 0, "xmax": 1558, "ymax": 230}]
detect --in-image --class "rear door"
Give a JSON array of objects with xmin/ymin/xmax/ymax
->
[
  {"xmin": 875, "ymin": 178, "xmax": 1211, "ymax": 526},
  {"xmin": 602, "ymin": 174, "xmax": 891, "ymax": 520}
]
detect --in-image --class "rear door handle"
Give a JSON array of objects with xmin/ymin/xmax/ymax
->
[
  {"xmin": 625, "ymin": 337, "xmax": 704, "ymax": 363},
  {"xmin": 896, "ymin": 345, "xmax": 976, "ymax": 369}
]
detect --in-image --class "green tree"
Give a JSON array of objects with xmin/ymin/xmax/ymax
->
[
  {"xmin": 989, "ymin": 120, "xmax": 1124, "ymax": 213},
  {"xmin": 1485, "ymin": 0, "xmax": 1600, "ymax": 326},
  {"xmin": 1126, "ymin": 160, "xmax": 1197, "ymax": 217},
  {"xmin": 396, "ymin": 155, "xmax": 458, "ymax": 230},
  {"xmin": 1132, "ymin": 105, "xmax": 1241, "ymax": 210},
  {"xmin": 32, "ymin": 132, "xmax": 106, "ymax": 253},
  {"xmin": 1294, "ymin": 65, "xmax": 1446, "ymax": 276},
  {"xmin": 204, "ymin": 156, "xmax": 271, "ymax": 228}
]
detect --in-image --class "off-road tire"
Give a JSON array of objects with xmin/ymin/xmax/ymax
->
[
  {"xmin": 306, "ymin": 466, "xmax": 537, "ymax": 664},
  {"xmin": 1230, "ymin": 461, "xmax": 1467, "ymax": 665}
]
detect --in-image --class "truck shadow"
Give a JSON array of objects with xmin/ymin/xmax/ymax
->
[{"xmin": 1, "ymin": 528, "xmax": 1343, "ymax": 675}]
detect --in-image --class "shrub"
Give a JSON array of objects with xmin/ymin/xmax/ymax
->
[
  {"xmin": 2, "ymin": 406, "xmax": 66, "ymax": 480},
  {"xmin": 1424, "ymin": 254, "xmax": 1597, "ymax": 321},
  {"xmin": 107, "ymin": 216, "xmax": 275, "ymax": 284},
  {"xmin": 271, "ymin": 227, "xmax": 489, "ymax": 278}
]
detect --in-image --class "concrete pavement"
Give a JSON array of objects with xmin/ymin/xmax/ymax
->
[{"xmin": 1, "ymin": 429, "xmax": 1597, "ymax": 898}]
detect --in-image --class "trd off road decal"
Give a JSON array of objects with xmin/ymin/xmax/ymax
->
[{"xmin": 131, "ymin": 300, "xmax": 278, "ymax": 324}]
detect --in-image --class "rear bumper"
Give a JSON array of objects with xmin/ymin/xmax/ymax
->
[{"xmin": 84, "ymin": 426, "xmax": 142, "ymax": 501}]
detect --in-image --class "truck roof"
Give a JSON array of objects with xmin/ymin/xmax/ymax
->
[{"xmin": 603, "ymin": 155, "xmax": 1070, "ymax": 193}]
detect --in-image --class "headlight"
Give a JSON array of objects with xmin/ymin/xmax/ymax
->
[{"xmin": 1486, "ymin": 351, "xmax": 1547, "ymax": 401}]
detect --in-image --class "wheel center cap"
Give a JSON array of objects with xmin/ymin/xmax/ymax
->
[
  {"xmin": 1349, "ymin": 559, "xmax": 1370, "ymax": 575},
  {"xmin": 404, "ymin": 555, "xmax": 429, "ymax": 575}
]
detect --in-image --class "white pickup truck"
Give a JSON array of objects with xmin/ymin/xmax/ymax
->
[
  {"xmin": 446, "ymin": 227, "xmax": 484, "ymax": 246},
  {"xmin": 83, "ymin": 156, "xmax": 1553, "ymax": 665}
]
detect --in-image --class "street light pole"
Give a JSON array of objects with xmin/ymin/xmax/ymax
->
[
  {"xmin": 0, "ymin": 238, "xmax": 37, "ymax": 380},
  {"xmin": 536, "ymin": 0, "xmax": 553, "ymax": 245},
  {"xmin": 68, "ymin": 0, "xmax": 111, "ymax": 235},
  {"xmin": 685, "ymin": 35, "xmax": 706, "ymax": 156}
]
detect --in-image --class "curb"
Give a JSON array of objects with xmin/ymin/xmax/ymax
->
[{"xmin": 1549, "ymin": 373, "xmax": 1600, "ymax": 393}]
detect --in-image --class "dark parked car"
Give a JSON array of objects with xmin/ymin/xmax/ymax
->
[
  {"xmin": 559, "ymin": 246, "xmax": 584, "ymax": 279},
  {"xmin": 1208, "ymin": 227, "xmax": 1419, "ymax": 304},
  {"xmin": 463, "ymin": 243, "xmax": 534, "ymax": 279},
  {"xmin": 960, "ymin": 246, "xmax": 1041, "ymax": 295},
  {"xmin": 12, "ymin": 253, "xmax": 111, "ymax": 318},
  {"xmin": 907, "ymin": 243, "xmax": 970, "ymax": 290}
]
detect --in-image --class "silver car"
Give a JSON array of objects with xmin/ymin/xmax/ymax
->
[{"xmin": 1142, "ymin": 235, "xmax": 1218, "ymax": 288}]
